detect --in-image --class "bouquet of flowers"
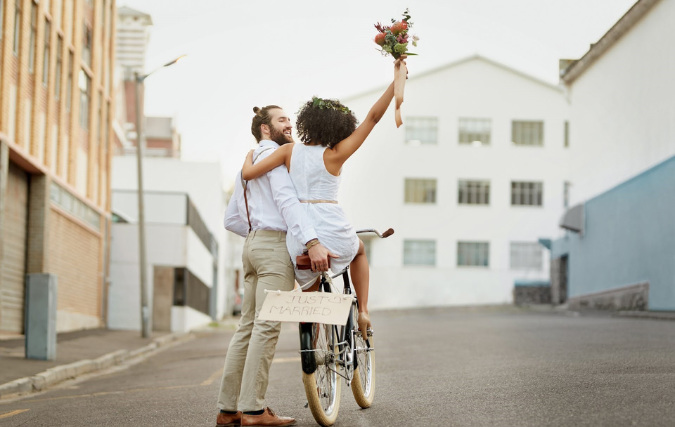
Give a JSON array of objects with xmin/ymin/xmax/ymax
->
[
  {"xmin": 374, "ymin": 9, "xmax": 418, "ymax": 128},
  {"xmin": 373, "ymin": 8, "xmax": 418, "ymax": 59}
]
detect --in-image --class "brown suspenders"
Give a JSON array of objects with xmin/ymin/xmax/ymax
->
[{"xmin": 240, "ymin": 147, "xmax": 273, "ymax": 233}]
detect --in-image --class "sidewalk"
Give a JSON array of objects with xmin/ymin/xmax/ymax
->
[
  {"xmin": 0, "ymin": 329, "xmax": 170, "ymax": 386},
  {"xmin": 0, "ymin": 318, "xmax": 239, "ymax": 398}
]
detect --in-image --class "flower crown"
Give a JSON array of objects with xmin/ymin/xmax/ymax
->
[{"xmin": 310, "ymin": 97, "xmax": 352, "ymax": 115}]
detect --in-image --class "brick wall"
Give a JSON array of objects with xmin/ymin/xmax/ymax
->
[{"xmin": 49, "ymin": 207, "xmax": 102, "ymax": 319}]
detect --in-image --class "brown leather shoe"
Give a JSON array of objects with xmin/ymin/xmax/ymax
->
[
  {"xmin": 241, "ymin": 407, "xmax": 295, "ymax": 426},
  {"xmin": 216, "ymin": 411, "xmax": 242, "ymax": 427}
]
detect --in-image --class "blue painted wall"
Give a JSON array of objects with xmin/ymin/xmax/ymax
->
[{"xmin": 551, "ymin": 155, "xmax": 675, "ymax": 310}]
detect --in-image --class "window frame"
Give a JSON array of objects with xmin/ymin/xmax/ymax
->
[
  {"xmin": 403, "ymin": 239, "xmax": 436, "ymax": 266},
  {"xmin": 511, "ymin": 181, "xmax": 544, "ymax": 207},
  {"xmin": 28, "ymin": 1, "xmax": 37, "ymax": 73},
  {"xmin": 404, "ymin": 178, "xmax": 437, "ymax": 204},
  {"xmin": 66, "ymin": 50, "xmax": 73, "ymax": 111},
  {"xmin": 405, "ymin": 116, "xmax": 438, "ymax": 145},
  {"xmin": 78, "ymin": 69, "xmax": 91, "ymax": 129},
  {"xmin": 457, "ymin": 241, "xmax": 490, "ymax": 267},
  {"xmin": 42, "ymin": 19, "xmax": 51, "ymax": 86},
  {"xmin": 509, "ymin": 242, "xmax": 543, "ymax": 270},
  {"xmin": 458, "ymin": 117, "xmax": 492, "ymax": 146},
  {"xmin": 54, "ymin": 35, "xmax": 62, "ymax": 99},
  {"xmin": 512, "ymin": 120, "xmax": 544, "ymax": 146},
  {"xmin": 13, "ymin": 0, "xmax": 21, "ymax": 55},
  {"xmin": 458, "ymin": 179, "xmax": 490, "ymax": 205},
  {"xmin": 82, "ymin": 22, "xmax": 92, "ymax": 67}
]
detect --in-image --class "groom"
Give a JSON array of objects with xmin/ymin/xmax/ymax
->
[{"xmin": 216, "ymin": 105, "xmax": 333, "ymax": 427}]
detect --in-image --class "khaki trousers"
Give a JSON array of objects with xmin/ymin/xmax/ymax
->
[{"xmin": 217, "ymin": 230, "xmax": 295, "ymax": 412}]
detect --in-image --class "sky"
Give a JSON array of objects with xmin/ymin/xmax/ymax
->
[{"xmin": 120, "ymin": 0, "xmax": 638, "ymax": 187}]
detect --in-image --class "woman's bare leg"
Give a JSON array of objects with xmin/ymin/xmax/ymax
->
[{"xmin": 350, "ymin": 240, "xmax": 371, "ymax": 332}]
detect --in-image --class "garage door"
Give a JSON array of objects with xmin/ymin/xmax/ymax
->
[{"xmin": 0, "ymin": 162, "xmax": 29, "ymax": 334}]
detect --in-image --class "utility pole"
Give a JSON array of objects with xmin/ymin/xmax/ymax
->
[{"xmin": 133, "ymin": 55, "xmax": 186, "ymax": 338}]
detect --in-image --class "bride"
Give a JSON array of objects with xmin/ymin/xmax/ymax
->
[{"xmin": 242, "ymin": 57, "xmax": 407, "ymax": 334}]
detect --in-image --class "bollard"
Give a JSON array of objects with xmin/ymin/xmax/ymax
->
[{"xmin": 25, "ymin": 274, "xmax": 58, "ymax": 361}]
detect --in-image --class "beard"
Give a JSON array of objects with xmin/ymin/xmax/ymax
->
[{"xmin": 269, "ymin": 126, "xmax": 294, "ymax": 146}]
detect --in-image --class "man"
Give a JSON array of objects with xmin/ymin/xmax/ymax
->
[{"xmin": 215, "ymin": 105, "xmax": 334, "ymax": 427}]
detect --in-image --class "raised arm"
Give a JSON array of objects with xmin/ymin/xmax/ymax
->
[
  {"xmin": 326, "ymin": 58, "xmax": 405, "ymax": 169},
  {"xmin": 241, "ymin": 143, "xmax": 293, "ymax": 180}
]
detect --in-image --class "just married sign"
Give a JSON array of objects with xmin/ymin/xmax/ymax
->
[{"xmin": 258, "ymin": 291, "xmax": 354, "ymax": 325}]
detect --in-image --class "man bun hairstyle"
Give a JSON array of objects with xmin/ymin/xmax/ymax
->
[
  {"xmin": 296, "ymin": 97, "xmax": 358, "ymax": 148},
  {"xmin": 251, "ymin": 105, "xmax": 281, "ymax": 142}
]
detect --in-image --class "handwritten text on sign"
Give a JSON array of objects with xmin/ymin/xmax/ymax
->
[{"xmin": 258, "ymin": 291, "xmax": 354, "ymax": 325}]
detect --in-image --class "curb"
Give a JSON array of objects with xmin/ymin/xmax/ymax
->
[
  {"xmin": 0, "ymin": 332, "xmax": 194, "ymax": 398},
  {"xmin": 615, "ymin": 311, "xmax": 675, "ymax": 321}
]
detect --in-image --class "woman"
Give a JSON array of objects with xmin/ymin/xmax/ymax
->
[{"xmin": 242, "ymin": 58, "xmax": 406, "ymax": 333}]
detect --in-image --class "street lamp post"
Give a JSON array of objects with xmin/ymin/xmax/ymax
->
[{"xmin": 134, "ymin": 55, "xmax": 186, "ymax": 338}]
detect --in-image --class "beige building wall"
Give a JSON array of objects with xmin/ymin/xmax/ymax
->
[{"xmin": 0, "ymin": 0, "xmax": 116, "ymax": 334}]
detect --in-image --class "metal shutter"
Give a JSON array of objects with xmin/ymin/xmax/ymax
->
[{"xmin": 0, "ymin": 163, "xmax": 29, "ymax": 334}]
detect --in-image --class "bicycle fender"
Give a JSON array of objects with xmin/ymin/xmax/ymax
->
[{"xmin": 299, "ymin": 322, "xmax": 317, "ymax": 374}]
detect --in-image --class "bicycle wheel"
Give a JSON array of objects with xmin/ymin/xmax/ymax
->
[
  {"xmin": 351, "ymin": 308, "xmax": 375, "ymax": 408},
  {"xmin": 301, "ymin": 322, "xmax": 341, "ymax": 426}
]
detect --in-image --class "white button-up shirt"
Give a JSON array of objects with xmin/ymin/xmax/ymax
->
[{"xmin": 224, "ymin": 140, "xmax": 318, "ymax": 245}]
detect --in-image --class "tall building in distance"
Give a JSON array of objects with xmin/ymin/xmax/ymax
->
[
  {"xmin": 0, "ymin": 0, "xmax": 117, "ymax": 334},
  {"xmin": 112, "ymin": 5, "xmax": 179, "ymax": 158},
  {"xmin": 115, "ymin": 6, "xmax": 150, "ymax": 79}
]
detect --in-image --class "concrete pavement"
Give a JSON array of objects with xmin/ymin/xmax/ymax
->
[{"xmin": 0, "ymin": 306, "xmax": 674, "ymax": 426}]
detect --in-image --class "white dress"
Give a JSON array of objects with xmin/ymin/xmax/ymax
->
[{"xmin": 288, "ymin": 143, "xmax": 360, "ymax": 287}]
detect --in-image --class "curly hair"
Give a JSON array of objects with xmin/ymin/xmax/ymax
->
[
  {"xmin": 251, "ymin": 105, "xmax": 281, "ymax": 142},
  {"xmin": 295, "ymin": 98, "xmax": 358, "ymax": 148}
]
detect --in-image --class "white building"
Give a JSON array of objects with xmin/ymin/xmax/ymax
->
[
  {"xmin": 560, "ymin": 0, "xmax": 675, "ymax": 206},
  {"xmin": 108, "ymin": 157, "xmax": 234, "ymax": 332},
  {"xmin": 339, "ymin": 55, "xmax": 569, "ymax": 309}
]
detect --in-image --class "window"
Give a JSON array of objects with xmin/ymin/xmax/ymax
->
[
  {"xmin": 29, "ymin": 1, "xmax": 37, "ymax": 73},
  {"xmin": 55, "ymin": 36, "xmax": 62, "ymax": 99},
  {"xmin": 458, "ymin": 180, "xmax": 490, "ymax": 205},
  {"xmin": 66, "ymin": 51, "xmax": 73, "ymax": 111},
  {"xmin": 564, "ymin": 121, "xmax": 569, "ymax": 148},
  {"xmin": 42, "ymin": 20, "xmax": 51, "ymax": 86},
  {"xmin": 404, "ymin": 240, "xmax": 436, "ymax": 266},
  {"xmin": 510, "ymin": 242, "xmax": 543, "ymax": 270},
  {"xmin": 405, "ymin": 117, "xmax": 437, "ymax": 144},
  {"xmin": 82, "ymin": 23, "xmax": 91, "ymax": 67},
  {"xmin": 79, "ymin": 70, "xmax": 90, "ymax": 128},
  {"xmin": 50, "ymin": 182, "xmax": 101, "ymax": 230},
  {"xmin": 511, "ymin": 181, "xmax": 543, "ymax": 206},
  {"xmin": 13, "ymin": 0, "xmax": 21, "ymax": 55},
  {"xmin": 459, "ymin": 118, "xmax": 491, "ymax": 145},
  {"xmin": 512, "ymin": 121, "xmax": 543, "ymax": 146},
  {"xmin": 457, "ymin": 242, "xmax": 489, "ymax": 267},
  {"xmin": 405, "ymin": 178, "xmax": 436, "ymax": 204}
]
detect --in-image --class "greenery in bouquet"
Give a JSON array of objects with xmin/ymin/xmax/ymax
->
[{"xmin": 374, "ymin": 8, "xmax": 419, "ymax": 59}]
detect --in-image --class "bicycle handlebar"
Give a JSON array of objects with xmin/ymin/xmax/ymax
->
[{"xmin": 355, "ymin": 228, "xmax": 394, "ymax": 238}]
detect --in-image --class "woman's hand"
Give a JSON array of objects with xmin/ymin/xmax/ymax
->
[{"xmin": 395, "ymin": 55, "xmax": 408, "ymax": 79}]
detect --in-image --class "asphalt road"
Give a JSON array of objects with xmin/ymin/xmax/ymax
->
[{"xmin": 1, "ymin": 307, "xmax": 674, "ymax": 427}]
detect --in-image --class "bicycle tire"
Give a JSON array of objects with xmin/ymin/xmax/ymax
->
[
  {"xmin": 301, "ymin": 322, "xmax": 341, "ymax": 426},
  {"xmin": 350, "ymin": 308, "xmax": 375, "ymax": 408}
]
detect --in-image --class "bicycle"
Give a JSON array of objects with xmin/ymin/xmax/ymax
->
[{"xmin": 298, "ymin": 228, "xmax": 394, "ymax": 426}]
